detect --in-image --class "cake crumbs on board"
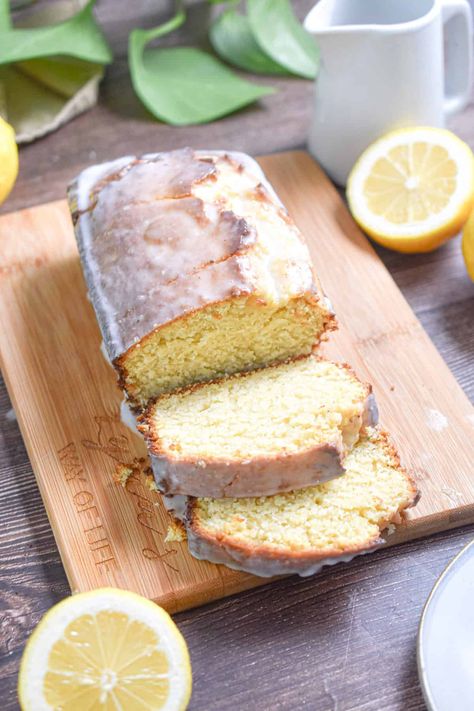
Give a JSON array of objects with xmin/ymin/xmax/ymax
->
[
  {"xmin": 113, "ymin": 460, "xmax": 185, "ymax": 543},
  {"xmin": 165, "ymin": 520, "xmax": 187, "ymax": 543},
  {"xmin": 113, "ymin": 463, "xmax": 134, "ymax": 487}
]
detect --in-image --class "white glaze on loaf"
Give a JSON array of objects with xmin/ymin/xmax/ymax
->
[
  {"xmin": 150, "ymin": 444, "xmax": 344, "ymax": 498},
  {"xmin": 186, "ymin": 527, "xmax": 367, "ymax": 577}
]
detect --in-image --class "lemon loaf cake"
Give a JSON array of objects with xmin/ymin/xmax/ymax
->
[
  {"xmin": 138, "ymin": 356, "xmax": 378, "ymax": 498},
  {"xmin": 69, "ymin": 148, "xmax": 335, "ymax": 410},
  {"xmin": 177, "ymin": 428, "xmax": 418, "ymax": 577}
]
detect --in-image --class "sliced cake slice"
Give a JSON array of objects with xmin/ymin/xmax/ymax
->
[
  {"xmin": 138, "ymin": 355, "xmax": 378, "ymax": 498},
  {"xmin": 69, "ymin": 148, "xmax": 335, "ymax": 410},
  {"xmin": 180, "ymin": 428, "xmax": 418, "ymax": 577}
]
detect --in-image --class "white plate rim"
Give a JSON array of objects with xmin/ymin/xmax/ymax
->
[{"xmin": 417, "ymin": 538, "xmax": 474, "ymax": 711}]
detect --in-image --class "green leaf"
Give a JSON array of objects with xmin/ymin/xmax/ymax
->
[
  {"xmin": 129, "ymin": 43, "xmax": 274, "ymax": 126},
  {"xmin": 128, "ymin": 4, "xmax": 274, "ymax": 126},
  {"xmin": 0, "ymin": 0, "xmax": 112, "ymax": 65},
  {"xmin": 247, "ymin": 0, "xmax": 319, "ymax": 79},
  {"xmin": 210, "ymin": 9, "xmax": 289, "ymax": 75}
]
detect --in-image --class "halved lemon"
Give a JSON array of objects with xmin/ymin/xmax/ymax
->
[
  {"xmin": 18, "ymin": 588, "xmax": 192, "ymax": 711},
  {"xmin": 462, "ymin": 207, "xmax": 474, "ymax": 281},
  {"xmin": 347, "ymin": 127, "xmax": 474, "ymax": 253}
]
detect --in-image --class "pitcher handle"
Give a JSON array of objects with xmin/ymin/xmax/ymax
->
[{"xmin": 441, "ymin": 0, "xmax": 473, "ymax": 117}]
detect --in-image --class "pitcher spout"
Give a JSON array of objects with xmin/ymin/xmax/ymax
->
[
  {"xmin": 304, "ymin": 0, "xmax": 437, "ymax": 37},
  {"xmin": 304, "ymin": 0, "xmax": 342, "ymax": 37}
]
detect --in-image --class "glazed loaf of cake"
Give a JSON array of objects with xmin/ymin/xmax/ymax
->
[{"xmin": 69, "ymin": 148, "xmax": 335, "ymax": 410}]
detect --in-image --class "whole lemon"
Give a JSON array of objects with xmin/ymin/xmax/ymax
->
[{"xmin": 0, "ymin": 117, "xmax": 18, "ymax": 205}]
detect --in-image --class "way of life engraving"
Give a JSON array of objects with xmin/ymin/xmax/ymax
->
[
  {"xmin": 57, "ymin": 440, "xmax": 117, "ymax": 573},
  {"xmin": 58, "ymin": 406, "xmax": 178, "ymax": 573}
]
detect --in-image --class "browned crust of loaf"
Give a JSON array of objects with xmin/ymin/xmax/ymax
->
[
  {"xmin": 185, "ymin": 428, "xmax": 420, "ymax": 567},
  {"xmin": 137, "ymin": 353, "xmax": 370, "ymax": 463},
  {"xmin": 118, "ymin": 293, "xmax": 336, "ymax": 412}
]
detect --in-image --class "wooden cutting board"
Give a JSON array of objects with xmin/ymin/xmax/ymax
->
[{"xmin": 0, "ymin": 151, "xmax": 473, "ymax": 613}]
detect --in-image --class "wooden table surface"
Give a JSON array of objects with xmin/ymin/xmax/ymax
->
[{"xmin": 1, "ymin": 2, "xmax": 473, "ymax": 709}]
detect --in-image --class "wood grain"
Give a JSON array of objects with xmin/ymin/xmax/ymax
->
[
  {"xmin": 0, "ymin": 151, "xmax": 472, "ymax": 617},
  {"xmin": 1, "ymin": 1, "xmax": 473, "ymax": 709}
]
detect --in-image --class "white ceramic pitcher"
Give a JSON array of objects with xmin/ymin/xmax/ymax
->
[{"xmin": 304, "ymin": 0, "xmax": 473, "ymax": 185}]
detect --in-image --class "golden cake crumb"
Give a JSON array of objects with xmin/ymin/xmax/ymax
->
[
  {"xmin": 113, "ymin": 463, "xmax": 134, "ymax": 487},
  {"xmin": 165, "ymin": 521, "xmax": 187, "ymax": 543},
  {"xmin": 144, "ymin": 472, "xmax": 158, "ymax": 492}
]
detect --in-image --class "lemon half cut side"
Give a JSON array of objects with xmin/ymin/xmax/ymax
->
[
  {"xmin": 347, "ymin": 127, "xmax": 474, "ymax": 253},
  {"xmin": 18, "ymin": 588, "xmax": 192, "ymax": 711}
]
